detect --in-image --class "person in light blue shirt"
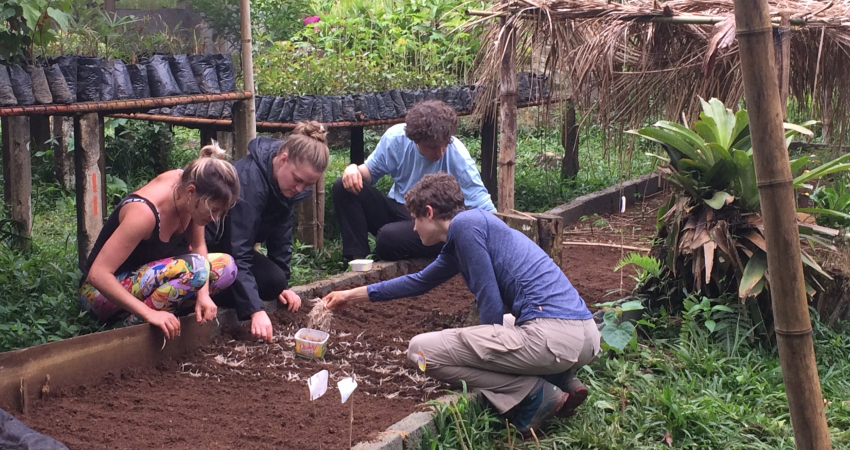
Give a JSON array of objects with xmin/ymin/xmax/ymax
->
[
  {"xmin": 325, "ymin": 173, "xmax": 600, "ymax": 436},
  {"xmin": 332, "ymin": 100, "xmax": 495, "ymax": 260}
]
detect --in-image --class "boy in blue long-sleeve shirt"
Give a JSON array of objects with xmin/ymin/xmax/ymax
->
[{"xmin": 325, "ymin": 173, "xmax": 600, "ymax": 436}]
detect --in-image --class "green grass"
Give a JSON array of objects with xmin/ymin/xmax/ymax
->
[{"xmin": 422, "ymin": 316, "xmax": 850, "ymax": 449}]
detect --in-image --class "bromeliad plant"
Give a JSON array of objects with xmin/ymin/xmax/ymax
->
[{"xmin": 628, "ymin": 98, "xmax": 850, "ymax": 333}]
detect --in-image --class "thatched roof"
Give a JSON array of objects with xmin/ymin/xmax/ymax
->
[{"xmin": 470, "ymin": 0, "xmax": 850, "ymax": 146}]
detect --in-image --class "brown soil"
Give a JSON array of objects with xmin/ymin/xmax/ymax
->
[
  {"xmin": 18, "ymin": 278, "xmax": 476, "ymax": 450},
  {"xmin": 561, "ymin": 193, "xmax": 667, "ymax": 311},
  {"xmin": 15, "ymin": 196, "xmax": 665, "ymax": 450}
]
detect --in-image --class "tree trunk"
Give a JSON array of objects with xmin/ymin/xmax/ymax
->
[
  {"xmin": 233, "ymin": 0, "xmax": 256, "ymax": 157},
  {"xmin": 75, "ymin": 113, "xmax": 106, "ymax": 270},
  {"xmin": 733, "ymin": 0, "xmax": 833, "ymax": 448},
  {"xmin": 497, "ymin": 5, "xmax": 517, "ymax": 212},
  {"xmin": 8, "ymin": 116, "xmax": 32, "ymax": 237},
  {"xmin": 53, "ymin": 116, "xmax": 75, "ymax": 190},
  {"xmin": 480, "ymin": 113, "xmax": 498, "ymax": 201},
  {"xmin": 561, "ymin": 101, "xmax": 579, "ymax": 179}
]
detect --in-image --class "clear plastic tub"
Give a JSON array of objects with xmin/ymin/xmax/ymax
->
[
  {"xmin": 348, "ymin": 259, "xmax": 373, "ymax": 272},
  {"xmin": 295, "ymin": 328, "xmax": 329, "ymax": 359}
]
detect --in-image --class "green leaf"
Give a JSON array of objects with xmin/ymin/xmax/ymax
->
[
  {"xmin": 600, "ymin": 321, "xmax": 635, "ymax": 352},
  {"xmin": 797, "ymin": 208, "xmax": 850, "ymax": 221},
  {"xmin": 704, "ymin": 191, "xmax": 734, "ymax": 209},
  {"xmin": 711, "ymin": 305, "xmax": 735, "ymax": 313},
  {"xmin": 790, "ymin": 155, "xmax": 810, "ymax": 175},
  {"xmin": 46, "ymin": 7, "xmax": 71, "ymax": 31},
  {"xmin": 783, "ymin": 122, "xmax": 814, "ymax": 137},
  {"xmin": 801, "ymin": 251, "xmax": 832, "ymax": 280},
  {"xmin": 705, "ymin": 319, "xmax": 716, "ymax": 333},
  {"xmin": 739, "ymin": 251, "xmax": 767, "ymax": 298},
  {"xmin": 620, "ymin": 300, "xmax": 645, "ymax": 312}
]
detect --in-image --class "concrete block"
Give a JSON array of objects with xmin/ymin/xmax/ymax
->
[
  {"xmin": 351, "ymin": 431, "xmax": 403, "ymax": 450},
  {"xmin": 546, "ymin": 172, "xmax": 666, "ymax": 225},
  {"xmin": 386, "ymin": 411, "xmax": 437, "ymax": 450}
]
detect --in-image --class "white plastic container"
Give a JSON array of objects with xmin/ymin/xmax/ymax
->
[
  {"xmin": 348, "ymin": 259, "xmax": 373, "ymax": 272},
  {"xmin": 295, "ymin": 328, "xmax": 329, "ymax": 359}
]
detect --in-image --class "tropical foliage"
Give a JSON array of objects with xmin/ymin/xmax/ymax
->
[
  {"xmin": 629, "ymin": 98, "xmax": 850, "ymax": 335},
  {"xmin": 253, "ymin": 0, "xmax": 486, "ymax": 96}
]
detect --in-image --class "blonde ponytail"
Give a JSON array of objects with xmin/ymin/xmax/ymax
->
[{"xmin": 199, "ymin": 139, "xmax": 229, "ymax": 160}]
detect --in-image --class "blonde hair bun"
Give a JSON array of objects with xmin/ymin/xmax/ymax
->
[
  {"xmin": 292, "ymin": 121, "xmax": 328, "ymax": 144},
  {"xmin": 199, "ymin": 140, "xmax": 229, "ymax": 159}
]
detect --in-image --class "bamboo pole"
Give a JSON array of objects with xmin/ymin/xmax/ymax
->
[
  {"xmin": 234, "ymin": 0, "xmax": 256, "ymax": 159},
  {"xmin": 0, "ymin": 91, "xmax": 252, "ymax": 117},
  {"xmin": 466, "ymin": 9, "xmax": 808, "ymax": 26},
  {"xmin": 773, "ymin": 13, "xmax": 792, "ymax": 119},
  {"xmin": 498, "ymin": 0, "xmax": 517, "ymax": 212},
  {"xmin": 8, "ymin": 116, "xmax": 32, "ymax": 237},
  {"xmin": 732, "ymin": 1, "xmax": 833, "ymax": 448}
]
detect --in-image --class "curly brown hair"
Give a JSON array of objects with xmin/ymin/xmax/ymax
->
[
  {"xmin": 404, "ymin": 100, "xmax": 458, "ymax": 145},
  {"xmin": 404, "ymin": 172, "xmax": 466, "ymax": 220}
]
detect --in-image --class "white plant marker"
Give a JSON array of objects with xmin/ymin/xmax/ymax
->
[
  {"xmin": 338, "ymin": 377, "xmax": 359, "ymax": 448},
  {"xmin": 621, "ymin": 195, "xmax": 627, "ymax": 213},
  {"xmin": 338, "ymin": 377, "xmax": 358, "ymax": 403},
  {"xmin": 308, "ymin": 369, "xmax": 329, "ymax": 401}
]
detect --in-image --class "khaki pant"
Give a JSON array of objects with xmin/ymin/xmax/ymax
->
[{"xmin": 408, "ymin": 314, "xmax": 601, "ymax": 413}]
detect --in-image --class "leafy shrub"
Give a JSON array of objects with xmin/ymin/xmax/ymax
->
[{"xmin": 254, "ymin": 0, "xmax": 486, "ymax": 96}]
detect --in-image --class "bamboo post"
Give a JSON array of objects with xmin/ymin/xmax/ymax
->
[
  {"xmin": 53, "ymin": 116, "xmax": 75, "ymax": 190},
  {"xmin": 199, "ymin": 127, "xmax": 216, "ymax": 147},
  {"xmin": 497, "ymin": 1, "xmax": 517, "ymax": 212},
  {"xmin": 561, "ymin": 100, "xmax": 579, "ymax": 179},
  {"xmin": 480, "ymin": 112, "xmax": 498, "ymax": 200},
  {"xmin": 773, "ymin": 12, "xmax": 791, "ymax": 120},
  {"xmin": 732, "ymin": 1, "xmax": 833, "ymax": 448},
  {"xmin": 296, "ymin": 184, "xmax": 319, "ymax": 248},
  {"xmin": 233, "ymin": 0, "xmax": 256, "ymax": 159},
  {"xmin": 216, "ymin": 131, "xmax": 236, "ymax": 160},
  {"xmin": 8, "ymin": 116, "xmax": 33, "ymax": 237},
  {"xmin": 2, "ymin": 117, "xmax": 10, "ymax": 206},
  {"xmin": 350, "ymin": 126, "xmax": 365, "ymax": 164},
  {"xmin": 74, "ymin": 113, "xmax": 106, "ymax": 270},
  {"xmin": 535, "ymin": 213, "xmax": 563, "ymax": 266}
]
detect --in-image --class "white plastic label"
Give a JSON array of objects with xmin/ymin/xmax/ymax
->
[
  {"xmin": 338, "ymin": 377, "xmax": 358, "ymax": 403},
  {"xmin": 308, "ymin": 369, "xmax": 329, "ymax": 401},
  {"xmin": 621, "ymin": 195, "xmax": 626, "ymax": 213}
]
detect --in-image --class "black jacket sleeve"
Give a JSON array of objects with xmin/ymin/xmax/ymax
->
[
  {"xmin": 222, "ymin": 186, "xmax": 264, "ymax": 320},
  {"xmin": 265, "ymin": 209, "xmax": 294, "ymax": 289}
]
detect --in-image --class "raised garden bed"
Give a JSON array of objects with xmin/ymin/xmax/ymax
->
[{"xmin": 8, "ymin": 196, "xmax": 664, "ymax": 449}]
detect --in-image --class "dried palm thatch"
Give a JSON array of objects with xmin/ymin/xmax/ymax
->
[{"xmin": 469, "ymin": 0, "xmax": 850, "ymax": 151}]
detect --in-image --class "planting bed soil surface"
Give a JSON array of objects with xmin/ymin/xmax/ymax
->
[
  {"xmin": 14, "ymin": 196, "xmax": 664, "ymax": 450},
  {"xmin": 561, "ymin": 193, "xmax": 667, "ymax": 311}
]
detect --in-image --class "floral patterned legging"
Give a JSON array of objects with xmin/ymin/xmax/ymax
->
[{"xmin": 79, "ymin": 253, "xmax": 237, "ymax": 324}]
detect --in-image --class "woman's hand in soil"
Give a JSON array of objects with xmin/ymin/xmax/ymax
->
[
  {"xmin": 194, "ymin": 292, "xmax": 218, "ymax": 324},
  {"xmin": 251, "ymin": 310, "xmax": 274, "ymax": 342},
  {"xmin": 341, "ymin": 164, "xmax": 363, "ymax": 194},
  {"xmin": 278, "ymin": 289, "xmax": 302, "ymax": 312},
  {"xmin": 147, "ymin": 310, "xmax": 181, "ymax": 339},
  {"xmin": 324, "ymin": 286, "xmax": 369, "ymax": 311}
]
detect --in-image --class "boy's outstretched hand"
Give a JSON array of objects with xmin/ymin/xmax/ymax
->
[{"xmin": 323, "ymin": 286, "xmax": 369, "ymax": 311}]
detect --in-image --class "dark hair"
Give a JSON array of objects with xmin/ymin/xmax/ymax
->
[
  {"xmin": 404, "ymin": 172, "xmax": 466, "ymax": 220},
  {"xmin": 404, "ymin": 100, "xmax": 458, "ymax": 145},
  {"xmin": 276, "ymin": 120, "xmax": 329, "ymax": 172}
]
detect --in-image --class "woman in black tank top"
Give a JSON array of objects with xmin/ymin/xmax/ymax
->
[{"xmin": 79, "ymin": 143, "xmax": 240, "ymax": 340}]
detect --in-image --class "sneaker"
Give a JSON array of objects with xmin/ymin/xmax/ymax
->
[
  {"xmin": 508, "ymin": 379, "xmax": 568, "ymax": 437},
  {"xmin": 544, "ymin": 369, "xmax": 589, "ymax": 418}
]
